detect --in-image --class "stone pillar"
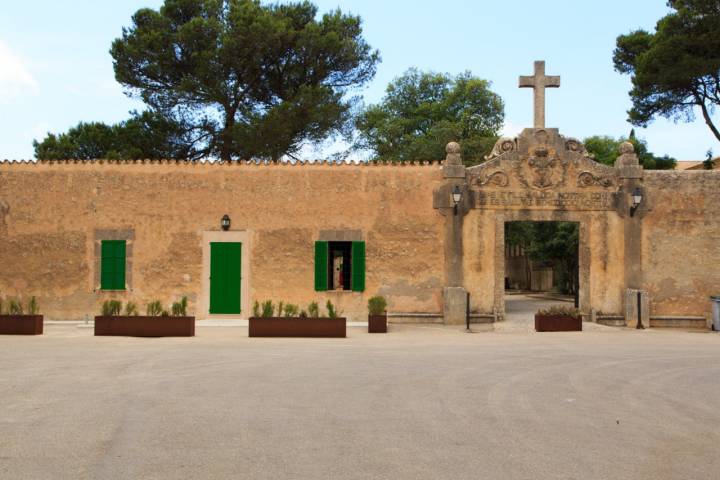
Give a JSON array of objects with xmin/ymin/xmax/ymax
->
[
  {"xmin": 434, "ymin": 142, "xmax": 469, "ymax": 325},
  {"xmin": 615, "ymin": 142, "xmax": 648, "ymax": 327}
]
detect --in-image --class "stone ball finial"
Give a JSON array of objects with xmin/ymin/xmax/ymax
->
[
  {"xmin": 619, "ymin": 141, "xmax": 635, "ymax": 155},
  {"xmin": 446, "ymin": 142, "xmax": 461, "ymax": 155}
]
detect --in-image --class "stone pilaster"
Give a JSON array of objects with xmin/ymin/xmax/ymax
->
[
  {"xmin": 616, "ymin": 142, "xmax": 647, "ymax": 326},
  {"xmin": 433, "ymin": 142, "xmax": 469, "ymax": 324}
]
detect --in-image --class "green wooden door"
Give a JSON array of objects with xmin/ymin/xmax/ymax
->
[{"xmin": 210, "ymin": 242, "xmax": 242, "ymax": 314}]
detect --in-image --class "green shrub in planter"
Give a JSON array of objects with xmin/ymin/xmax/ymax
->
[
  {"xmin": 28, "ymin": 296, "xmax": 39, "ymax": 315},
  {"xmin": 368, "ymin": 296, "xmax": 387, "ymax": 315},
  {"xmin": 261, "ymin": 300, "xmax": 275, "ymax": 318},
  {"xmin": 252, "ymin": 301, "xmax": 260, "ymax": 318},
  {"xmin": 146, "ymin": 301, "xmax": 163, "ymax": 316},
  {"xmin": 8, "ymin": 299, "xmax": 23, "ymax": 315},
  {"xmin": 171, "ymin": 296, "xmax": 188, "ymax": 316},
  {"xmin": 124, "ymin": 302, "xmax": 139, "ymax": 316},
  {"xmin": 101, "ymin": 300, "xmax": 122, "ymax": 316},
  {"xmin": 326, "ymin": 300, "xmax": 340, "ymax": 319},
  {"xmin": 308, "ymin": 302, "xmax": 320, "ymax": 318},
  {"xmin": 283, "ymin": 304, "xmax": 299, "ymax": 317},
  {"xmin": 536, "ymin": 305, "xmax": 580, "ymax": 317}
]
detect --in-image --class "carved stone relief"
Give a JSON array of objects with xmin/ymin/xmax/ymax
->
[
  {"xmin": 474, "ymin": 171, "xmax": 509, "ymax": 188},
  {"xmin": 577, "ymin": 171, "xmax": 614, "ymax": 188},
  {"xmin": 484, "ymin": 137, "xmax": 516, "ymax": 161},
  {"xmin": 514, "ymin": 145, "xmax": 566, "ymax": 190},
  {"xmin": 467, "ymin": 128, "xmax": 619, "ymax": 211}
]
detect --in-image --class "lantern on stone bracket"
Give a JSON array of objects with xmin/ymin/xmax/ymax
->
[
  {"xmin": 221, "ymin": 214, "xmax": 231, "ymax": 231},
  {"xmin": 452, "ymin": 185, "xmax": 463, "ymax": 216},
  {"xmin": 630, "ymin": 187, "xmax": 643, "ymax": 217}
]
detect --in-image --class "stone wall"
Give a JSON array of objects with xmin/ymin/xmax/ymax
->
[
  {"xmin": 2, "ymin": 147, "xmax": 720, "ymax": 325},
  {"xmin": 0, "ymin": 161, "xmax": 445, "ymax": 321},
  {"xmin": 642, "ymin": 170, "xmax": 720, "ymax": 318}
]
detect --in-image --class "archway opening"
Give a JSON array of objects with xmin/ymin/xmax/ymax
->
[{"xmin": 504, "ymin": 221, "xmax": 580, "ymax": 325}]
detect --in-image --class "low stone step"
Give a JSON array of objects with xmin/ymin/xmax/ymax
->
[
  {"xmin": 597, "ymin": 317, "xmax": 626, "ymax": 327},
  {"xmin": 388, "ymin": 313, "xmax": 444, "ymax": 324},
  {"xmin": 649, "ymin": 316, "xmax": 708, "ymax": 329}
]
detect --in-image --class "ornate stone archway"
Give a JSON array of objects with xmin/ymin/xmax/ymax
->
[
  {"xmin": 471, "ymin": 128, "xmax": 621, "ymax": 318},
  {"xmin": 434, "ymin": 129, "xmax": 644, "ymax": 325},
  {"xmin": 433, "ymin": 60, "xmax": 647, "ymax": 326}
]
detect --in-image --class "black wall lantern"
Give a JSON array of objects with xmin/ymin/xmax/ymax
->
[
  {"xmin": 630, "ymin": 187, "xmax": 643, "ymax": 217},
  {"xmin": 452, "ymin": 185, "xmax": 462, "ymax": 216},
  {"xmin": 221, "ymin": 214, "xmax": 231, "ymax": 231}
]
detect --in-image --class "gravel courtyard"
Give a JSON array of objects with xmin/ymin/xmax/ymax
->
[{"xmin": 2, "ymin": 324, "xmax": 719, "ymax": 480}]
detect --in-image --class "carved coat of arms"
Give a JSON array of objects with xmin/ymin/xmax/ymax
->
[{"xmin": 514, "ymin": 146, "xmax": 566, "ymax": 190}]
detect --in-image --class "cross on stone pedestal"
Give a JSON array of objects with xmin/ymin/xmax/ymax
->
[{"xmin": 519, "ymin": 60, "xmax": 560, "ymax": 129}]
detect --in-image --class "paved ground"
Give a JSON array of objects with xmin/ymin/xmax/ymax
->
[
  {"xmin": 505, "ymin": 293, "xmax": 571, "ymax": 325},
  {"xmin": 497, "ymin": 293, "xmax": 609, "ymax": 333},
  {"xmin": 2, "ymin": 323, "xmax": 720, "ymax": 480}
]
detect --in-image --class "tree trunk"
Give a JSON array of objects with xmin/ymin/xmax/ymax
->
[
  {"xmin": 220, "ymin": 109, "xmax": 236, "ymax": 161},
  {"xmin": 698, "ymin": 98, "xmax": 720, "ymax": 142}
]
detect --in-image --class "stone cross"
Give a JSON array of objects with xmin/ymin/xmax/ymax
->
[{"xmin": 519, "ymin": 60, "xmax": 560, "ymax": 129}]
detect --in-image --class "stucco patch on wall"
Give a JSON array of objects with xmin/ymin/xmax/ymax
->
[
  {"xmin": 377, "ymin": 277, "xmax": 443, "ymax": 308},
  {"xmin": 642, "ymin": 170, "xmax": 720, "ymax": 316},
  {"xmin": 0, "ymin": 231, "xmax": 88, "ymax": 318}
]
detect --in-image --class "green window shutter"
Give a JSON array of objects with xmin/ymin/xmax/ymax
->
[
  {"xmin": 209, "ymin": 242, "xmax": 225, "ymax": 314},
  {"xmin": 100, "ymin": 240, "xmax": 126, "ymax": 290},
  {"xmin": 115, "ymin": 240, "xmax": 126, "ymax": 290},
  {"xmin": 100, "ymin": 241, "xmax": 114, "ymax": 290},
  {"xmin": 351, "ymin": 241, "xmax": 365, "ymax": 292},
  {"xmin": 314, "ymin": 241, "xmax": 328, "ymax": 292},
  {"xmin": 226, "ymin": 243, "xmax": 242, "ymax": 314}
]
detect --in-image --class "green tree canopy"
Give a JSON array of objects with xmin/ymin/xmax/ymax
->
[
  {"xmin": 110, "ymin": 0, "xmax": 379, "ymax": 160},
  {"xmin": 583, "ymin": 136, "xmax": 620, "ymax": 167},
  {"xmin": 355, "ymin": 69, "xmax": 505, "ymax": 166},
  {"xmin": 613, "ymin": 0, "xmax": 720, "ymax": 142},
  {"xmin": 33, "ymin": 111, "xmax": 192, "ymax": 160},
  {"xmin": 583, "ymin": 130, "xmax": 676, "ymax": 169}
]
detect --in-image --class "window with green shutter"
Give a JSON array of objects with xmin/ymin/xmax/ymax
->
[
  {"xmin": 315, "ymin": 240, "xmax": 365, "ymax": 292},
  {"xmin": 100, "ymin": 240, "xmax": 126, "ymax": 290},
  {"xmin": 351, "ymin": 241, "xmax": 365, "ymax": 292},
  {"xmin": 314, "ymin": 241, "xmax": 329, "ymax": 291}
]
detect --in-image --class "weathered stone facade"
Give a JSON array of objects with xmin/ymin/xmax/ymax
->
[
  {"xmin": 2, "ymin": 60, "xmax": 719, "ymax": 326},
  {"xmin": 2, "ymin": 130, "xmax": 719, "ymax": 326},
  {"xmin": 0, "ymin": 161, "xmax": 445, "ymax": 321},
  {"xmin": 431, "ymin": 127, "xmax": 719, "ymax": 327}
]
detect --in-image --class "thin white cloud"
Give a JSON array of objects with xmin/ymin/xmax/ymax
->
[
  {"xmin": 501, "ymin": 120, "xmax": 523, "ymax": 138},
  {"xmin": 0, "ymin": 40, "xmax": 39, "ymax": 102},
  {"xmin": 26, "ymin": 122, "xmax": 53, "ymax": 143}
]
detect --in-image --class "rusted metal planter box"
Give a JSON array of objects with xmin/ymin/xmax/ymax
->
[
  {"xmin": 368, "ymin": 314, "xmax": 387, "ymax": 333},
  {"xmin": 0, "ymin": 315, "xmax": 43, "ymax": 335},
  {"xmin": 249, "ymin": 317, "xmax": 346, "ymax": 338},
  {"xmin": 94, "ymin": 316, "xmax": 195, "ymax": 337},
  {"xmin": 535, "ymin": 314, "xmax": 582, "ymax": 332}
]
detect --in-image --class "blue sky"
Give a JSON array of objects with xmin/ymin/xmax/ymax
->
[{"xmin": 0, "ymin": 0, "xmax": 717, "ymax": 160}]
